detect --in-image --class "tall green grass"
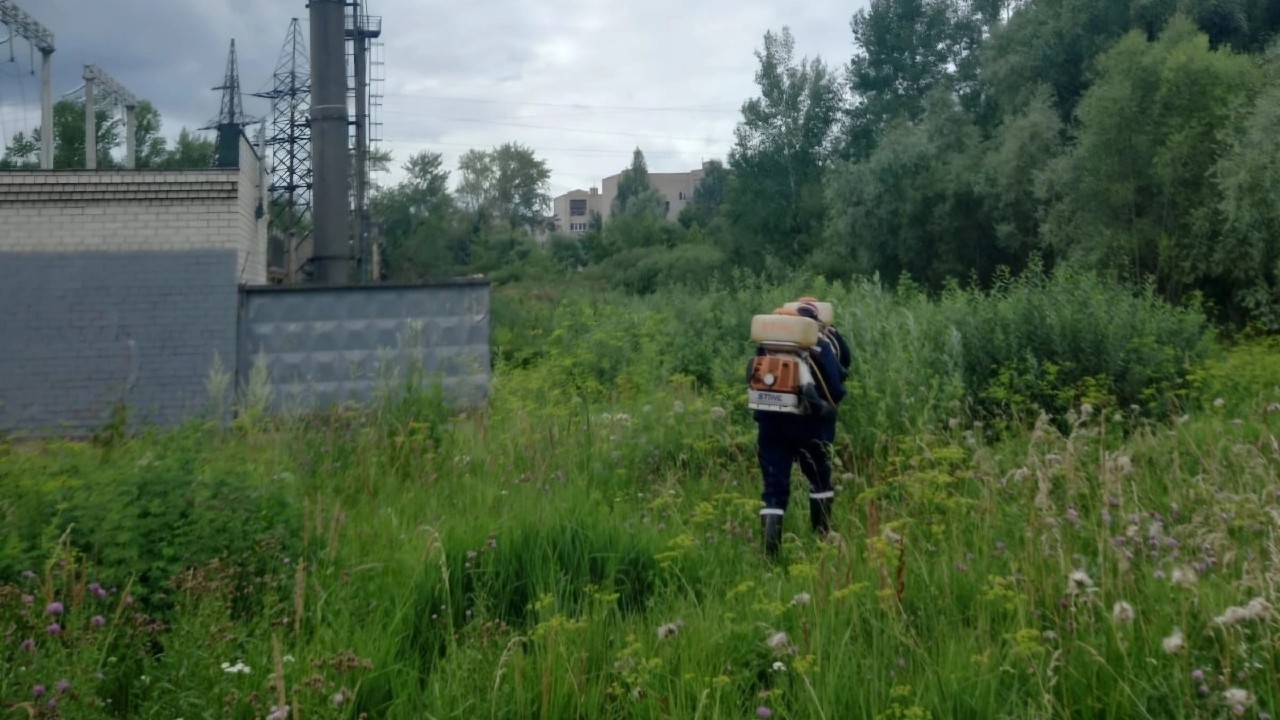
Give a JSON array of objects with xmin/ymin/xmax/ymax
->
[{"xmin": 2, "ymin": 270, "xmax": 1273, "ymax": 720}]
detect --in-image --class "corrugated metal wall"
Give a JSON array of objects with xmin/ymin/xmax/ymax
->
[{"xmin": 236, "ymin": 279, "xmax": 491, "ymax": 413}]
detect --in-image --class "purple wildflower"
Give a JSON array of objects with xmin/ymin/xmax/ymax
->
[
  {"xmin": 91, "ymin": 615, "xmax": 106, "ymax": 628},
  {"xmin": 89, "ymin": 582, "xmax": 107, "ymax": 599},
  {"xmin": 1191, "ymin": 668, "xmax": 1204, "ymax": 682},
  {"xmin": 56, "ymin": 680, "xmax": 70, "ymax": 694},
  {"xmin": 45, "ymin": 602, "xmax": 63, "ymax": 616},
  {"xmin": 32, "ymin": 685, "xmax": 45, "ymax": 698},
  {"xmin": 46, "ymin": 623, "xmax": 61, "ymax": 635},
  {"xmin": 19, "ymin": 638, "xmax": 35, "ymax": 653},
  {"xmin": 756, "ymin": 707, "xmax": 773, "ymax": 718}
]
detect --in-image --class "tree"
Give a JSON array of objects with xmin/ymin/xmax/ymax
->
[
  {"xmin": 723, "ymin": 27, "xmax": 843, "ymax": 271},
  {"xmin": 1, "ymin": 99, "xmax": 216, "ymax": 171},
  {"xmin": 976, "ymin": 84, "xmax": 1064, "ymax": 264},
  {"xmin": 371, "ymin": 150, "xmax": 461, "ymax": 280},
  {"xmin": 153, "ymin": 129, "xmax": 216, "ymax": 169},
  {"xmin": 132, "ymin": 101, "xmax": 168, "ymax": 169},
  {"xmin": 1210, "ymin": 40, "xmax": 1280, "ymax": 328},
  {"xmin": 980, "ymin": 0, "xmax": 1144, "ymax": 123},
  {"xmin": 611, "ymin": 147, "xmax": 666, "ymax": 219},
  {"xmin": 844, "ymin": 0, "xmax": 991, "ymax": 156},
  {"xmin": 455, "ymin": 142, "xmax": 553, "ymax": 234},
  {"xmin": 1037, "ymin": 15, "xmax": 1262, "ymax": 307},
  {"xmin": 1, "ymin": 99, "xmax": 120, "ymax": 169},
  {"xmin": 825, "ymin": 88, "xmax": 1001, "ymax": 287},
  {"xmin": 677, "ymin": 159, "xmax": 729, "ymax": 229}
]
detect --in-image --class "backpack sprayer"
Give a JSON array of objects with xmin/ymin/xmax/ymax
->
[{"xmin": 747, "ymin": 311, "xmax": 823, "ymax": 415}]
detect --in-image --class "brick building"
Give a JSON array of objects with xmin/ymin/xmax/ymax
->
[
  {"xmin": 549, "ymin": 161, "xmax": 712, "ymax": 236},
  {"xmin": 0, "ymin": 132, "xmax": 269, "ymax": 435}
]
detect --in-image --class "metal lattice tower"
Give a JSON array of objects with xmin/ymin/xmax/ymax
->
[
  {"xmin": 347, "ymin": 0, "xmax": 382, "ymax": 281},
  {"xmin": 203, "ymin": 39, "xmax": 260, "ymax": 167},
  {"xmin": 252, "ymin": 19, "xmax": 313, "ymax": 282}
]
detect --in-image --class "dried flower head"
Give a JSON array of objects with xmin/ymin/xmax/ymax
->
[
  {"xmin": 1223, "ymin": 688, "xmax": 1253, "ymax": 707},
  {"xmin": 1111, "ymin": 601, "xmax": 1135, "ymax": 624},
  {"xmin": 1067, "ymin": 570, "xmax": 1095, "ymax": 595},
  {"xmin": 1161, "ymin": 630, "xmax": 1185, "ymax": 654},
  {"xmin": 1215, "ymin": 597, "xmax": 1273, "ymax": 626},
  {"xmin": 1171, "ymin": 567, "xmax": 1198, "ymax": 588}
]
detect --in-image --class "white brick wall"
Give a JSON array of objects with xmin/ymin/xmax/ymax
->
[{"xmin": 0, "ymin": 135, "xmax": 269, "ymax": 285}]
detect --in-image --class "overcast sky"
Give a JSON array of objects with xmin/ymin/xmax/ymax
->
[{"xmin": 1, "ymin": 0, "xmax": 867, "ymax": 197}]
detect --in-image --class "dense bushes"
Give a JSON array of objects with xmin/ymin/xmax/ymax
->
[{"xmin": 493, "ymin": 266, "xmax": 1213, "ymax": 457}]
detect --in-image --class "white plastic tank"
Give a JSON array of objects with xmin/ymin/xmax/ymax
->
[{"xmin": 751, "ymin": 314, "xmax": 821, "ymax": 348}]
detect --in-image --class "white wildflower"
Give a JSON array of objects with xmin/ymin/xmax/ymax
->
[
  {"xmin": 766, "ymin": 631, "xmax": 794, "ymax": 654},
  {"xmin": 1161, "ymin": 630, "xmax": 1185, "ymax": 654},
  {"xmin": 1111, "ymin": 601, "xmax": 1135, "ymax": 624},
  {"xmin": 1223, "ymin": 688, "xmax": 1253, "ymax": 707},
  {"xmin": 710, "ymin": 406, "xmax": 726, "ymax": 419},
  {"xmin": 1214, "ymin": 597, "xmax": 1273, "ymax": 626},
  {"xmin": 656, "ymin": 621, "xmax": 683, "ymax": 641},
  {"xmin": 220, "ymin": 660, "xmax": 251, "ymax": 675},
  {"xmin": 1105, "ymin": 454, "xmax": 1134, "ymax": 476},
  {"xmin": 1171, "ymin": 567, "xmax": 1198, "ymax": 588},
  {"xmin": 791, "ymin": 593, "xmax": 812, "ymax": 607},
  {"xmin": 1067, "ymin": 570, "xmax": 1095, "ymax": 595},
  {"xmin": 772, "ymin": 661, "xmax": 786, "ymax": 672},
  {"xmin": 1080, "ymin": 403, "xmax": 1094, "ymax": 419}
]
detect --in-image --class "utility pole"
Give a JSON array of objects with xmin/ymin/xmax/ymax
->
[
  {"xmin": 0, "ymin": 1, "xmax": 54, "ymax": 169},
  {"xmin": 83, "ymin": 67, "xmax": 95, "ymax": 169},
  {"xmin": 73, "ymin": 65, "xmax": 137, "ymax": 170},
  {"xmin": 309, "ymin": 0, "xmax": 351, "ymax": 285}
]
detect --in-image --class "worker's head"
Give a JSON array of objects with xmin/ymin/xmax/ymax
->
[
  {"xmin": 773, "ymin": 306, "xmax": 799, "ymax": 316},
  {"xmin": 795, "ymin": 300, "xmax": 821, "ymax": 322}
]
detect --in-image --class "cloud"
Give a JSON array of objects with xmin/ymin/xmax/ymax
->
[{"xmin": 2, "ymin": 0, "xmax": 866, "ymax": 197}]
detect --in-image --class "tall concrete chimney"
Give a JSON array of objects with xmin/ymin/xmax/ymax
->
[{"xmin": 308, "ymin": 0, "xmax": 351, "ymax": 284}]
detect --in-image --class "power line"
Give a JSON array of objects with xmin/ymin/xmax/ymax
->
[
  {"xmin": 384, "ymin": 91, "xmax": 739, "ymax": 113},
  {"xmin": 380, "ymin": 138, "xmax": 722, "ymax": 157},
  {"xmin": 378, "ymin": 112, "xmax": 726, "ymax": 143}
]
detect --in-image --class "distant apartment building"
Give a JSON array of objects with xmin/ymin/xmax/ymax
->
[
  {"xmin": 550, "ymin": 162, "xmax": 711, "ymax": 236},
  {"xmin": 551, "ymin": 186, "xmax": 608, "ymax": 234}
]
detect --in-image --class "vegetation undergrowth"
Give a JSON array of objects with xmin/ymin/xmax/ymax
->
[{"xmin": 2, "ymin": 271, "xmax": 1276, "ymax": 719}]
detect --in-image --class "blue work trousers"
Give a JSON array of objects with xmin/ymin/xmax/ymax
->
[{"xmin": 757, "ymin": 417, "xmax": 834, "ymax": 517}]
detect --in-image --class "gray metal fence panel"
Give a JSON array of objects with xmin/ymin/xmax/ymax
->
[{"xmin": 236, "ymin": 279, "xmax": 491, "ymax": 412}]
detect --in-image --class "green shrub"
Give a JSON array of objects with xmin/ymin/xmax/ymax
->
[{"xmin": 0, "ymin": 426, "xmax": 303, "ymax": 611}]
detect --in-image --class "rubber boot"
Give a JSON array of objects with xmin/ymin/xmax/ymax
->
[
  {"xmin": 761, "ymin": 513, "xmax": 783, "ymax": 559},
  {"xmin": 809, "ymin": 497, "xmax": 833, "ymax": 537}
]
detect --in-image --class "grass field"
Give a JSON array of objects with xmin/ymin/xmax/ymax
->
[{"xmin": 2, "ymin": 273, "xmax": 1278, "ymax": 719}]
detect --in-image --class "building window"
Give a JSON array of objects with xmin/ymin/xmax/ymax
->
[
  {"xmin": 570, "ymin": 199, "xmax": 587, "ymax": 216},
  {"xmin": 678, "ymin": 191, "xmax": 685, "ymax": 200},
  {"xmin": 570, "ymin": 222, "xmax": 588, "ymax": 232},
  {"xmin": 665, "ymin": 201, "xmax": 670, "ymax": 214}
]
